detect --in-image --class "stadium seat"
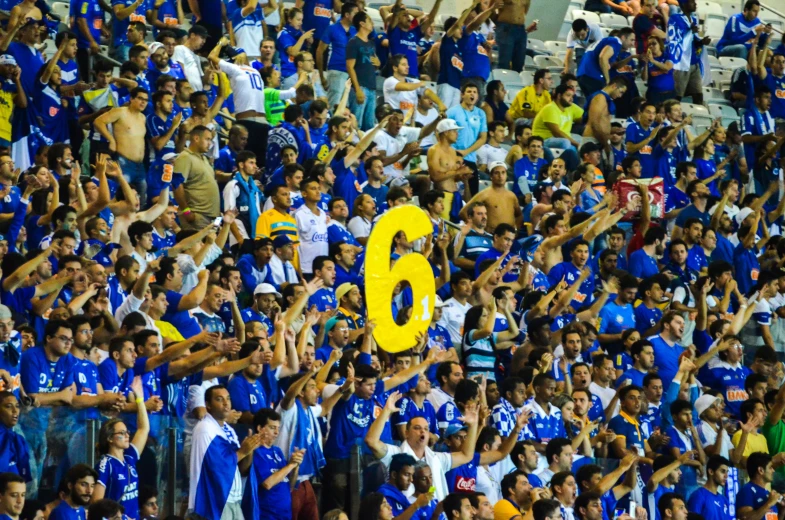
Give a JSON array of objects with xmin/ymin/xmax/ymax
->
[
  {"xmin": 711, "ymin": 69, "xmax": 733, "ymax": 87},
  {"xmin": 705, "ymin": 18, "xmax": 726, "ymax": 40},
  {"xmin": 545, "ymin": 41, "xmax": 568, "ymax": 54},
  {"xmin": 551, "ymin": 148, "xmax": 565, "ymax": 158},
  {"xmin": 528, "ymin": 39, "xmax": 552, "ymax": 55},
  {"xmin": 520, "ymin": 70, "xmax": 534, "ymax": 85},
  {"xmin": 51, "ymin": 2, "xmax": 70, "ymax": 21},
  {"xmin": 703, "ymin": 87, "xmax": 726, "ymax": 103},
  {"xmin": 600, "ymin": 27, "xmax": 612, "ymax": 37},
  {"xmin": 506, "ymin": 87, "xmax": 521, "ymax": 104},
  {"xmin": 709, "ymin": 103, "xmax": 738, "ymax": 119},
  {"xmin": 367, "ymin": 7, "xmax": 384, "ymax": 27},
  {"xmin": 682, "ymin": 103, "xmax": 710, "ymax": 117},
  {"xmin": 533, "ymin": 55, "xmax": 564, "ymax": 69},
  {"xmin": 697, "ymin": 1, "xmax": 724, "ymax": 16},
  {"xmin": 600, "ymin": 13, "xmax": 629, "ymax": 28},
  {"xmin": 719, "ymin": 56, "xmax": 746, "ymax": 70},
  {"xmin": 568, "ymin": 9, "xmax": 601, "ymax": 25},
  {"xmin": 720, "ymin": 2, "xmax": 739, "ymax": 17},
  {"xmin": 708, "ymin": 54, "xmax": 721, "ymax": 69},
  {"xmin": 636, "ymin": 79, "xmax": 647, "ymax": 96},
  {"xmin": 491, "ymin": 68, "xmax": 525, "ymax": 86}
]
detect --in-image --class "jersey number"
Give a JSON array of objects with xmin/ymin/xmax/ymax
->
[
  {"xmin": 246, "ymin": 71, "xmax": 263, "ymax": 91},
  {"xmin": 366, "ymin": 205, "xmax": 435, "ymax": 353}
]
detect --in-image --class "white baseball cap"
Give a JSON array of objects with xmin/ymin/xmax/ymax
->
[
  {"xmin": 253, "ymin": 283, "xmax": 281, "ymax": 298},
  {"xmin": 488, "ymin": 161, "xmax": 507, "ymax": 173},
  {"xmin": 436, "ymin": 119, "xmax": 463, "ymax": 134}
]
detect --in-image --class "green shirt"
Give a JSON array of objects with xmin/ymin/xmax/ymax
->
[
  {"xmin": 762, "ymin": 419, "xmax": 785, "ymax": 476},
  {"xmin": 264, "ymin": 88, "xmax": 288, "ymax": 126}
]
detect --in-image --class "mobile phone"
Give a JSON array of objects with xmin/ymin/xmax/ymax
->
[
  {"xmin": 213, "ymin": 216, "xmax": 222, "ymax": 226},
  {"xmin": 630, "ymin": 501, "xmax": 636, "ymax": 519}
]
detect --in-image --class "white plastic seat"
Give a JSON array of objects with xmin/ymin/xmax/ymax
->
[
  {"xmin": 697, "ymin": 1, "xmax": 724, "ymax": 16},
  {"xmin": 491, "ymin": 68, "xmax": 524, "ymax": 84},
  {"xmin": 600, "ymin": 13, "xmax": 630, "ymax": 28},
  {"xmin": 709, "ymin": 103, "xmax": 738, "ymax": 118},
  {"xmin": 51, "ymin": 2, "xmax": 70, "ymax": 20},
  {"xmin": 545, "ymin": 40, "xmax": 568, "ymax": 54},
  {"xmin": 568, "ymin": 9, "xmax": 601, "ymax": 25},
  {"xmin": 719, "ymin": 56, "xmax": 747, "ymax": 70},
  {"xmin": 533, "ymin": 55, "xmax": 564, "ymax": 68},
  {"xmin": 705, "ymin": 18, "xmax": 726, "ymax": 40},
  {"xmin": 519, "ymin": 70, "xmax": 535, "ymax": 85},
  {"xmin": 682, "ymin": 102, "xmax": 710, "ymax": 116}
]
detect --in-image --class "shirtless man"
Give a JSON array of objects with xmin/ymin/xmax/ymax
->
[
  {"xmin": 180, "ymin": 71, "xmax": 229, "ymax": 154},
  {"xmin": 459, "ymin": 162, "xmax": 522, "ymax": 232},
  {"xmin": 496, "ymin": 0, "xmax": 537, "ymax": 73},
  {"xmin": 427, "ymin": 118, "xmax": 472, "ymax": 218},
  {"xmin": 94, "ymin": 87, "xmax": 150, "ymax": 206},
  {"xmin": 8, "ymin": 0, "xmax": 42, "ymax": 30},
  {"xmin": 583, "ymin": 77, "xmax": 628, "ymax": 151}
]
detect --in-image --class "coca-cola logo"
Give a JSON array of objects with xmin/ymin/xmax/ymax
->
[{"xmin": 455, "ymin": 477, "xmax": 476, "ymax": 491}]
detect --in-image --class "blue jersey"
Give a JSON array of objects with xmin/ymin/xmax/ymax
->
[
  {"xmin": 492, "ymin": 397, "xmax": 531, "ymax": 442},
  {"xmin": 548, "ymin": 262, "xmax": 595, "ymax": 310},
  {"xmin": 475, "ymin": 248, "xmax": 519, "ymax": 283},
  {"xmin": 301, "ymin": 0, "xmax": 332, "ymax": 40},
  {"xmin": 629, "ymin": 248, "xmax": 660, "ymax": 279},
  {"xmin": 648, "ymin": 334, "xmax": 685, "ymax": 389},
  {"xmin": 96, "ymin": 446, "xmax": 140, "ymax": 519},
  {"xmin": 598, "ymin": 301, "xmax": 635, "ymax": 339},
  {"xmin": 49, "ymin": 502, "xmax": 86, "ymax": 520},
  {"xmin": 436, "ymin": 401, "xmax": 464, "ymax": 432},
  {"xmin": 321, "ymin": 22, "xmax": 357, "ymax": 72},
  {"xmin": 308, "ymin": 287, "xmax": 337, "ymax": 312},
  {"xmin": 665, "ymin": 184, "xmax": 689, "ymax": 213},
  {"xmin": 393, "ymin": 396, "xmax": 437, "ymax": 434},
  {"xmin": 74, "ymin": 358, "xmax": 101, "ymax": 420},
  {"xmin": 98, "ymin": 357, "xmax": 147, "ymax": 396},
  {"xmin": 19, "ymin": 347, "xmax": 76, "ymax": 431},
  {"xmin": 526, "ymin": 399, "xmax": 566, "ymax": 444},
  {"xmin": 513, "ymin": 156, "xmax": 547, "ymax": 197},
  {"xmin": 617, "ymin": 368, "xmax": 648, "ymax": 388},
  {"xmin": 645, "ymin": 484, "xmax": 673, "ymax": 520},
  {"xmin": 634, "ymin": 303, "xmax": 662, "ymax": 334},
  {"xmin": 625, "ymin": 122, "xmax": 657, "ymax": 176},
  {"xmin": 737, "ymin": 482, "xmax": 776, "ymax": 520},
  {"xmin": 717, "ymin": 13, "xmax": 766, "ymax": 54},
  {"xmin": 687, "ymin": 484, "xmax": 733, "ymax": 520},
  {"xmin": 162, "ymin": 290, "xmax": 202, "ymax": 338},
  {"xmin": 253, "ymin": 445, "xmax": 292, "ymax": 520},
  {"xmin": 7, "ymin": 42, "xmax": 44, "ymax": 97},
  {"xmin": 647, "ymin": 51, "xmax": 675, "ymax": 93},
  {"xmin": 705, "ymin": 362, "xmax": 751, "ymax": 419},
  {"xmin": 438, "ymin": 36, "xmax": 463, "ymax": 89},
  {"xmin": 578, "ymin": 37, "xmax": 622, "ymax": 81},
  {"xmin": 193, "ymin": 310, "xmax": 226, "ymax": 334},
  {"xmin": 389, "ymin": 24, "xmax": 422, "ymax": 78},
  {"xmin": 445, "ymin": 453, "xmax": 480, "ymax": 493},
  {"xmin": 608, "ymin": 412, "xmax": 646, "ymax": 454},
  {"xmin": 758, "ymin": 71, "xmax": 785, "ymax": 119},
  {"xmin": 227, "ymin": 374, "xmax": 267, "ymax": 415},
  {"xmin": 0, "ymin": 423, "xmax": 30, "ymax": 481},
  {"xmin": 277, "ymin": 25, "xmax": 304, "ymax": 78},
  {"xmin": 33, "ymin": 80, "xmax": 70, "ymax": 144},
  {"xmin": 378, "ymin": 482, "xmax": 412, "ymax": 517},
  {"xmin": 146, "ymin": 112, "xmax": 178, "ymax": 160},
  {"xmin": 734, "ymin": 242, "xmax": 760, "ymax": 296},
  {"xmin": 73, "ymin": 0, "xmax": 104, "ymax": 48},
  {"xmin": 459, "ymin": 30, "xmax": 491, "ymax": 81},
  {"xmin": 111, "ymin": 0, "xmax": 148, "ymax": 47},
  {"xmin": 325, "ymin": 380, "xmax": 385, "ymax": 459}
]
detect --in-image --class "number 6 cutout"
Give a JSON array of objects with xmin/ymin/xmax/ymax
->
[{"xmin": 365, "ymin": 205, "xmax": 435, "ymax": 353}]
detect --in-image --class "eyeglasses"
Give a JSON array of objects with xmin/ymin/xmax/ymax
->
[
  {"xmin": 113, "ymin": 430, "xmax": 130, "ymax": 437},
  {"xmin": 56, "ymin": 336, "xmax": 74, "ymax": 344}
]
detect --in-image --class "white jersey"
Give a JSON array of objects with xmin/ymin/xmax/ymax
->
[
  {"xmin": 172, "ymin": 45, "xmax": 204, "ymax": 91},
  {"xmin": 476, "ymin": 144, "xmax": 508, "ymax": 169},
  {"xmin": 294, "ymin": 204, "xmax": 328, "ymax": 274},
  {"xmin": 415, "ymin": 107, "xmax": 439, "ymax": 148},
  {"xmin": 383, "ymin": 76, "xmax": 422, "ymax": 112},
  {"xmin": 219, "ymin": 60, "xmax": 265, "ymax": 115}
]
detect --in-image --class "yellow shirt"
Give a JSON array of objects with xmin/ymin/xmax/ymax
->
[
  {"xmin": 509, "ymin": 85, "xmax": 551, "ymax": 121},
  {"xmin": 532, "ymin": 101, "xmax": 584, "ymax": 140},
  {"xmin": 155, "ymin": 320, "xmax": 184, "ymax": 342},
  {"xmin": 494, "ymin": 499, "xmax": 524, "ymax": 520},
  {"xmin": 0, "ymin": 81, "xmax": 16, "ymax": 141},
  {"xmin": 732, "ymin": 430, "xmax": 769, "ymax": 457},
  {"xmin": 255, "ymin": 208, "xmax": 300, "ymax": 268}
]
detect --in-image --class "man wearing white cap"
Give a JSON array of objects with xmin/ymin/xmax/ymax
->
[
  {"xmin": 427, "ymin": 118, "xmax": 473, "ymax": 219},
  {"xmin": 241, "ymin": 283, "xmax": 280, "ymax": 332},
  {"xmin": 460, "ymin": 161, "xmax": 522, "ymax": 232},
  {"xmin": 147, "ymin": 41, "xmax": 186, "ymax": 88}
]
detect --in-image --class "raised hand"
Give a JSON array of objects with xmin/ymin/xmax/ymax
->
[{"xmin": 384, "ymin": 390, "xmax": 402, "ymax": 414}]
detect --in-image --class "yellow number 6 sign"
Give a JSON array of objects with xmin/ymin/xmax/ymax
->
[{"xmin": 365, "ymin": 205, "xmax": 436, "ymax": 353}]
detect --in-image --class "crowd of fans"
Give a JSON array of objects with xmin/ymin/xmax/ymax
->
[{"xmin": 0, "ymin": 0, "xmax": 783, "ymax": 519}]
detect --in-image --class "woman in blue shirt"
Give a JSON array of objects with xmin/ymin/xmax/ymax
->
[
  {"xmin": 461, "ymin": 298, "xmax": 519, "ymax": 381},
  {"xmin": 93, "ymin": 378, "xmax": 149, "ymax": 520},
  {"xmin": 276, "ymin": 8, "xmax": 315, "ymax": 88},
  {"xmin": 642, "ymin": 37, "xmax": 675, "ymax": 106}
]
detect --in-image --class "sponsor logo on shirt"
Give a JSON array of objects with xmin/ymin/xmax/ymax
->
[{"xmin": 455, "ymin": 477, "xmax": 476, "ymax": 491}]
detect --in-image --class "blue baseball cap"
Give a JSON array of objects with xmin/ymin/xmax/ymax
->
[{"xmin": 518, "ymin": 235, "xmax": 544, "ymax": 262}]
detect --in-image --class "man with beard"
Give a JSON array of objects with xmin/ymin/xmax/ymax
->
[
  {"xmin": 0, "ymin": 392, "xmax": 30, "ymax": 480},
  {"xmin": 597, "ymin": 274, "xmax": 638, "ymax": 352},
  {"xmin": 374, "ymin": 106, "xmax": 432, "ymax": 182},
  {"xmin": 617, "ymin": 341, "xmax": 655, "ymax": 388},
  {"xmin": 687, "ymin": 455, "xmax": 732, "ymax": 520},
  {"xmin": 532, "ymin": 84, "xmax": 583, "ymax": 171},
  {"xmin": 648, "ymin": 312, "xmax": 686, "ymax": 386},
  {"xmin": 673, "ymin": 181, "xmax": 711, "ymax": 239},
  {"xmin": 215, "ymin": 125, "xmax": 249, "ymax": 185},
  {"xmin": 629, "ymin": 227, "xmax": 666, "ymax": 281},
  {"xmin": 68, "ymin": 316, "xmax": 125, "ymax": 414},
  {"xmin": 427, "ymin": 118, "xmax": 473, "ymax": 220},
  {"xmin": 427, "ymin": 360, "xmax": 463, "ymax": 411},
  {"xmin": 511, "ymin": 441, "xmax": 544, "ymax": 488},
  {"xmin": 307, "ymin": 256, "xmax": 336, "ymax": 312},
  {"xmin": 548, "ymin": 240, "xmax": 595, "ymax": 311},
  {"xmin": 49, "ymin": 464, "xmax": 97, "ymax": 520},
  {"xmin": 276, "ymin": 368, "xmax": 348, "ymax": 520},
  {"xmin": 494, "ymin": 471, "xmax": 537, "ymax": 520},
  {"xmin": 241, "ymin": 283, "xmax": 277, "ymax": 333},
  {"xmin": 553, "ymin": 327, "xmax": 584, "ymax": 385},
  {"xmin": 335, "ymin": 283, "xmax": 365, "ymax": 339},
  {"xmin": 237, "ymin": 238, "xmax": 275, "ymax": 295},
  {"xmin": 192, "ymin": 284, "xmax": 230, "ymax": 335},
  {"xmin": 378, "ymin": 454, "xmax": 435, "ymax": 518},
  {"xmin": 107, "ymin": 256, "xmax": 140, "ymax": 316},
  {"xmin": 0, "ymin": 473, "xmax": 25, "ymax": 520}
]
